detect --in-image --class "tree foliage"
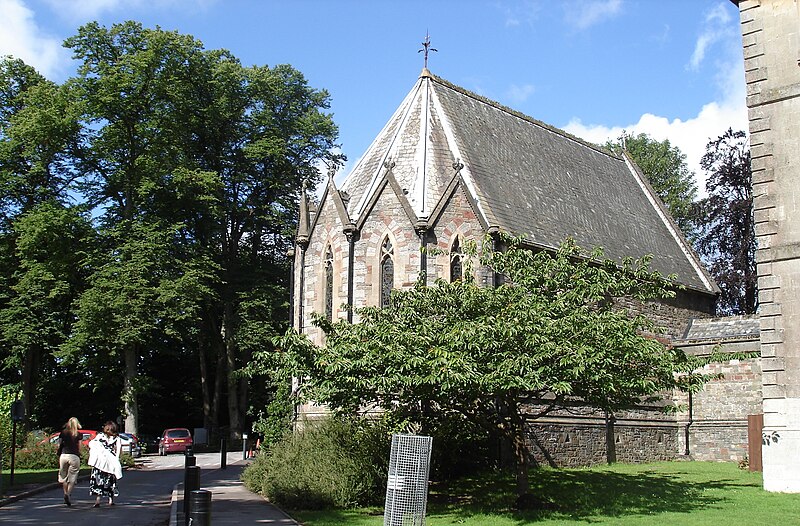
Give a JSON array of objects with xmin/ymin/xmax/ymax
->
[
  {"xmin": 693, "ymin": 129, "xmax": 755, "ymax": 315},
  {"xmin": 606, "ymin": 132, "xmax": 698, "ymax": 239},
  {"xmin": 273, "ymin": 236, "xmax": 717, "ymax": 502},
  {"xmin": 0, "ymin": 21, "xmax": 339, "ymax": 437}
]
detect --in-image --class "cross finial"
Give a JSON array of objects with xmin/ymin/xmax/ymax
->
[{"xmin": 418, "ymin": 31, "xmax": 437, "ymax": 69}]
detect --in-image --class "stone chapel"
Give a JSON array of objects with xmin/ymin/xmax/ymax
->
[{"xmin": 290, "ymin": 68, "xmax": 762, "ymax": 466}]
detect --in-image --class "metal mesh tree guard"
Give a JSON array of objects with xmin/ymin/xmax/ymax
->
[{"xmin": 384, "ymin": 434, "xmax": 433, "ymax": 526}]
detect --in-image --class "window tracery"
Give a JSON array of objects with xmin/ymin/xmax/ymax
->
[
  {"xmin": 324, "ymin": 246, "xmax": 334, "ymax": 321},
  {"xmin": 450, "ymin": 237, "xmax": 463, "ymax": 282},
  {"xmin": 380, "ymin": 237, "xmax": 394, "ymax": 308}
]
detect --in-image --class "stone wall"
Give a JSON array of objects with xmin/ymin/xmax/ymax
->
[
  {"xmin": 736, "ymin": 0, "xmax": 800, "ymax": 492},
  {"xmin": 616, "ymin": 292, "xmax": 716, "ymax": 339},
  {"xmin": 293, "ymin": 164, "xmax": 759, "ymax": 466}
]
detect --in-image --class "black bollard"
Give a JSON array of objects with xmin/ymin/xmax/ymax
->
[
  {"xmin": 188, "ymin": 489, "xmax": 212, "ymax": 526},
  {"xmin": 185, "ymin": 454, "xmax": 196, "ymax": 468},
  {"xmin": 220, "ymin": 438, "xmax": 227, "ymax": 469},
  {"xmin": 183, "ymin": 465, "xmax": 201, "ymax": 526}
]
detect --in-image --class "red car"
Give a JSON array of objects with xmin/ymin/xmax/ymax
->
[
  {"xmin": 158, "ymin": 428, "xmax": 193, "ymax": 455},
  {"xmin": 44, "ymin": 429, "xmax": 98, "ymax": 447}
]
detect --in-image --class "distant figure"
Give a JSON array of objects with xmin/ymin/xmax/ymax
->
[
  {"xmin": 88, "ymin": 420, "xmax": 123, "ymax": 507},
  {"xmin": 57, "ymin": 417, "xmax": 82, "ymax": 507}
]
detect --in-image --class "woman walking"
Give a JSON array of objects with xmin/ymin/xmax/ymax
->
[
  {"xmin": 57, "ymin": 417, "xmax": 82, "ymax": 506},
  {"xmin": 88, "ymin": 420, "xmax": 123, "ymax": 507}
]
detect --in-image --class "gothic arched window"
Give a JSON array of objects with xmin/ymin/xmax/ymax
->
[
  {"xmin": 450, "ymin": 237, "xmax": 463, "ymax": 282},
  {"xmin": 324, "ymin": 246, "xmax": 334, "ymax": 321},
  {"xmin": 380, "ymin": 237, "xmax": 394, "ymax": 308}
]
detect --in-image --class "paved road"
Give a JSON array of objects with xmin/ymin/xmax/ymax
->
[{"xmin": 0, "ymin": 452, "xmax": 233, "ymax": 525}]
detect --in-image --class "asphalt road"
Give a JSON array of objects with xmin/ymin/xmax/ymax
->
[{"xmin": 0, "ymin": 452, "xmax": 230, "ymax": 525}]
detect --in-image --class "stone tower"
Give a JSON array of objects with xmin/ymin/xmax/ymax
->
[{"xmin": 733, "ymin": 0, "xmax": 800, "ymax": 492}]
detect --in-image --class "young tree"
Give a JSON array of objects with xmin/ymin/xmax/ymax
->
[
  {"xmin": 694, "ymin": 129, "xmax": 755, "ymax": 315},
  {"xmin": 606, "ymin": 133, "xmax": 698, "ymax": 239},
  {"xmin": 273, "ymin": 236, "xmax": 716, "ymax": 505}
]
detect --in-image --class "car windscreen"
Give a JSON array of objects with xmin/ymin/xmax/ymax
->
[{"xmin": 166, "ymin": 430, "xmax": 190, "ymax": 438}]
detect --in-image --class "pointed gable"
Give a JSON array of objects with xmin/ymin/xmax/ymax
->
[{"xmin": 339, "ymin": 69, "xmax": 717, "ymax": 296}]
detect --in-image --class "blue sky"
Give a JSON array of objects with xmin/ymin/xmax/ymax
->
[{"xmin": 1, "ymin": 0, "xmax": 746, "ymax": 195}]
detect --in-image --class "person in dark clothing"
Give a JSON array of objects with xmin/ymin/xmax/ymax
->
[{"xmin": 57, "ymin": 417, "xmax": 82, "ymax": 506}]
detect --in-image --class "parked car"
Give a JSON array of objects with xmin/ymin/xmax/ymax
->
[
  {"xmin": 158, "ymin": 428, "xmax": 193, "ymax": 455},
  {"xmin": 119, "ymin": 432, "xmax": 142, "ymax": 457},
  {"xmin": 43, "ymin": 429, "xmax": 98, "ymax": 447}
]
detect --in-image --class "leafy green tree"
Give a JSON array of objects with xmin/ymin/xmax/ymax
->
[
  {"xmin": 0, "ymin": 57, "xmax": 87, "ymax": 425},
  {"xmin": 694, "ymin": 129, "xmax": 755, "ymax": 315},
  {"xmin": 59, "ymin": 21, "xmax": 340, "ymax": 437},
  {"xmin": 0, "ymin": 203, "xmax": 94, "ymax": 425},
  {"xmin": 273, "ymin": 237, "xmax": 716, "ymax": 504},
  {"xmin": 606, "ymin": 132, "xmax": 698, "ymax": 239}
]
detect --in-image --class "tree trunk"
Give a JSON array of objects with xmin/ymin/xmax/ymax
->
[
  {"xmin": 198, "ymin": 328, "xmax": 212, "ymax": 429},
  {"xmin": 21, "ymin": 347, "xmax": 40, "ymax": 429},
  {"xmin": 223, "ymin": 301, "xmax": 242, "ymax": 439},
  {"xmin": 511, "ymin": 428, "xmax": 530, "ymax": 499},
  {"xmin": 123, "ymin": 345, "xmax": 139, "ymax": 435}
]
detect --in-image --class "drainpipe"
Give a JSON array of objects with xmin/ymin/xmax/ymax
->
[
  {"xmin": 344, "ymin": 225, "xmax": 357, "ymax": 323},
  {"xmin": 685, "ymin": 391, "xmax": 693, "ymax": 456},
  {"xmin": 416, "ymin": 221, "xmax": 428, "ymax": 283}
]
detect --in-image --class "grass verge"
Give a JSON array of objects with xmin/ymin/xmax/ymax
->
[
  {"xmin": 1, "ymin": 467, "xmax": 91, "ymax": 496},
  {"xmin": 289, "ymin": 461, "xmax": 800, "ymax": 525}
]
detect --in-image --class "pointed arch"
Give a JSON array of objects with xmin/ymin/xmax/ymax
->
[
  {"xmin": 380, "ymin": 235, "xmax": 395, "ymax": 308},
  {"xmin": 450, "ymin": 236, "xmax": 463, "ymax": 282},
  {"xmin": 324, "ymin": 245, "xmax": 334, "ymax": 321}
]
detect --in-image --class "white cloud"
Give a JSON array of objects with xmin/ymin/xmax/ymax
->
[
  {"xmin": 565, "ymin": 0, "xmax": 623, "ymax": 31},
  {"xmin": 563, "ymin": 58, "xmax": 747, "ymax": 196},
  {"xmin": 0, "ymin": 0, "xmax": 67, "ymax": 78},
  {"xmin": 506, "ymin": 83, "xmax": 536, "ymax": 104},
  {"xmin": 496, "ymin": 0, "xmax": 542, "ymax": 28},
  {"xmin": 688, "ymin": 3, "xmax": 733, "ymax": 71},
  {"xmin": 42, "ymin": 0, "xmax": 121, "ymax": 19},
  {"xmin": 42, "ymin": 0, "xmax": 218, "ymax": 22}
]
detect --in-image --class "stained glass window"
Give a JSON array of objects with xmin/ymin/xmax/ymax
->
[
  {"xmin": 324, "ymin": 246, "xmax": 333, "ymax": 321},
  {"xmin": 380, "ymin": 237, "xmax": 394, "ymax": 308},
  {"xmin": 450, "ymin": 238, "xmax": 463, "ymax": 282}
]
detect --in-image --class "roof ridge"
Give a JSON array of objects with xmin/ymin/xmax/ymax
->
[{"xmin": 427, "ymin": 72, "xmax": 620, "ymax": 160}]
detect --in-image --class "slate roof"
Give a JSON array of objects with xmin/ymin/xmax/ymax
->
[
  {"xmin": 678, "ymin": 315, "xmax": 760, "ymax": 342},
  {"xmin": 337, "ymin": 69, "xmax": 718, "ymax": 295}
]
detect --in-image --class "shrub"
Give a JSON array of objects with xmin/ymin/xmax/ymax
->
[
  {"xmin": 0, "ymin": 386, "xmax": 21, "ymax": 460},
  {"xmin": 243, "ymin": 416, "xmax": 390, "ymax": 509},
  {"xmin": 14, "ymin": 442, "xmax": 60, "ymax": 469},
  {"xmin": 12, "ymin": 433, "xmax": 136, "ymax": 470}
]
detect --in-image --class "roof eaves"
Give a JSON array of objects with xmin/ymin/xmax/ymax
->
[{"xmin": 621, "ymin": 151, "xmax": 720, "ymax": 295}]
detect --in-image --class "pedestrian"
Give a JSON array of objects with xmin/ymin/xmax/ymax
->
[
  {"xmin": 57, "ymin": 417, "xmax": 82, "ymax": 507},
  {"xmin": 88, "ymin": 420, "xmax": 123, "ymax": 507}
]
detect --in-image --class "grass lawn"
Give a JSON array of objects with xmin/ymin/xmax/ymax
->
[{"xmin": 289, "ymin": 461, "xmax": 800, "ymax": 525}]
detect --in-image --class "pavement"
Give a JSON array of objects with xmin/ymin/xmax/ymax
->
[
  {"xmin": 1, "ymin": 455, "xmax": 300, "ymax": 526},
  {"xmin": 169, "ymin": 459, "xmax": 300, "ymax": 526}
]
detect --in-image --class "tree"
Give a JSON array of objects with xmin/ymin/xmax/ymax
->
[
  {"xmin": 59, "ymin": 21, "xmax": 340, "ymax": 437},
  {"xmin": 0, "ymin": 203, "xmax": 94, "ymax": 425},
  {"xmin": 694, "ymin": 129, "xmax": 756, "ymax": 315},
  {"xmin": 606, "ymin": 133, "xmax": 698, "ymax": 239},
  {"xmin": 273, "ymin": 236, "xmax": 716, "ymax": 504},
  {"xmin": 0, "ymin": 57, "xmax": 85, "ymax": 424}
]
